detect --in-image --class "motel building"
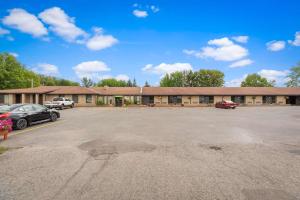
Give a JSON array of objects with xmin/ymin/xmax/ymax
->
[{"xmin": 0, "ymin": 86, "xmax": 300, "ymax": 107}]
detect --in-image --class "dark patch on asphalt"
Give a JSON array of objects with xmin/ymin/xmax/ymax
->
[
  {"xmin": 209, "ymin": 146, "xmax": 222, "ymax": 151},
  {"xmin": 288, "ymin": 149, "xmax": 300, "ymax": 155},
  {"xmin": 79, "ymin": 139, "xmax": 156, "ymax": 158},
  {"xmin": 242, "ymin": 189, "xmax": 297, "ymax": 200}
]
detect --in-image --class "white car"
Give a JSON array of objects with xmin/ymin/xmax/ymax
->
[{"xmin": 44, "ymin": 97, "xmax": 74, "ymax": 110}]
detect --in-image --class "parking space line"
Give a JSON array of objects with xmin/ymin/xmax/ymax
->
[{"xmin": 9, "ymin": 120, "xmax": 64, "ymax": 137}]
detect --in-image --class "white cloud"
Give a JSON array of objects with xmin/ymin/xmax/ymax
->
[
  {"xmin": 85, "ymin": 27, "xmax": 118, "ymax": 51},
  {"xmin": 33, "ymin": 63, "xmax": 59, "ymax": 76},
  {"xmin": 258, "ymin": 69, "xmax": 289, "ymax": 85},
  {"xmin": 150, "ymin": 5, "xmax": 160, "ymax": 13},
  {"xmin": 225, "ymin": 74, "xmax": 248, "ymax": 87},
  {"xmin": 184, "ymin": 37, "xmax": 248, "ymax": 62},
  {"xmin": 39, "ymin": 7, "xmax": 86, "ymax": 42},
  {"xmin": 0, "ymin": 27, "xmax": 10, "ymax": 35},
  {"xmin": 266, "ymin": 40, "xmax": 286, "ymax": 51},
  {"xmin": 288, "ymin": 31, "xmax": 300, "ymax": 46},
  {"xmin": 9, "ymin": 52, "xmax": 18, "ymax": 57},
  {"xmin": 2, "ymin": 8, "xmax": 48, "ymax": 37},
  {"xmin": 133, "ymin": 9, "xmax": 148, "ymax": 18},
  {"xmin": 142, "ymin": 62, "xmax": 193, "ymax": 75},
  {"xmin": 208, "ymin": 37, "xmax": 233, "ymax": 46},
  {"xmin": 229, "ymin": 59, "xmax": 253, "ymax": 68},
  {"xmin": 73, "ymin": 61, "xmax": 110, "ymax": 79},
  {"xmin": 232, "ymin": 36, "xmax": 249, "ymax": 43}
]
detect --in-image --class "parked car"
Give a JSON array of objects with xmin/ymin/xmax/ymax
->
[
  {"xmin": 215, "ymin": 100, "xmax": 238, "ymax": 109},
  {"xmin": 0, "ymin": 104, "xmax": 60, "ymax": 130},
  {"xmin": 44, "ymin": 97, "xmax": 74, "ymax": 110}
]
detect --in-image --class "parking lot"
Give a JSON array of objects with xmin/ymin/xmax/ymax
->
[{"xmin": 0, "ymin": 107, "xmax": 300, "ymax": 200}]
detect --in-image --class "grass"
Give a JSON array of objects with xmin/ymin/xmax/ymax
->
[{"xmin": 0, "ymin": 146, "xmax": 9, "ymax": 155}]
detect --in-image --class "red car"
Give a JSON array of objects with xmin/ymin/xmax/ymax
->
[{"xmin": 215, "ymin": 100, "xmax": 238, "ymax": 109}]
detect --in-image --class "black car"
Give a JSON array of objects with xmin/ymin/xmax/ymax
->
[{"xmin": 0, "ymin": 104, "xmax": 60, "ymax": 130}]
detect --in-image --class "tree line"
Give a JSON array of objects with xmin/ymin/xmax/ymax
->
[
  {"xmin": 81, "ymin": 77, "xmax": 138, "ymax": 87},
  {"xmin": 0, "ymin": 53, "xmax": 78, "ymax": 90}
]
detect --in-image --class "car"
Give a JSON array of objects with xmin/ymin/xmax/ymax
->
[
  {"xmin": 215, "ymin": 100, "xmax": 238, "ymax": 109},
  {"xmin": 44, "ymin": 97, "xmax": 74, "ymax": 110},
  {"xmin": 0, "ymin": 104, "xmax": 60, "ymax": 130}
]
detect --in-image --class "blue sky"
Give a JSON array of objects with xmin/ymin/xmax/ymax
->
[{"xmin": 0, "ymin": 0, "xmax": 300, "ymax": 86}]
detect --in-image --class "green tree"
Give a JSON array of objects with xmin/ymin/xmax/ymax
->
[
  {"xmin": 39, "ymin": 75, "xmax": 79, "ymax": 86},
  {"xmin": 97, "ymin": 78, "xmax": 128, "ymax": 87},
  {"xmin": 0, "ymin": 53, "xmax": 40, "ymax": 89},
  {"xmin": 286, "ymin": 62, "xmax": 300, "ymax": 87},
  {"xmin": 241, "ymin": 74, "xmax": 274, "ymax": 87},
  {"xmin": 144, "ymin": 81, "xmax": 150, "ymax": 87},
  {"xmin": 132, "ymin": 78, "xmax": 137, "ymax": 87},
  {"xmin": 127, "ymin": 79, "xmax": 133, "ymax": 87},
  {"xmin": 160, "ymin": 69, "xmax": 224, "ymax": 87},
  {"xmin": 81, "ymin": 77, "xmax": 94, "ymax": 88}
]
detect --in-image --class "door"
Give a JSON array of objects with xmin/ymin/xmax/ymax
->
[
  {"xmin": 32, "ymin": 104, "xmax": 50, "ymax": 121},
  {"xmin": 115, "ymin": 97, "xmax": 123, "ymax": 107}
]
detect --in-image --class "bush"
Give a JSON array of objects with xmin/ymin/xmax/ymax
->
[{"xmin": 96, "ymin": 99, "xmax": 105, "ymax": 106}]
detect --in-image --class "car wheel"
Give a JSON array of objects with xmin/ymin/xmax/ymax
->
[
  {"xmin": 16, "ymin": 118, "xmax": 28, "ymax": 130},
  {"xmin": 50, "ymin": 113, "xmax": 58, "ymax": 122}
]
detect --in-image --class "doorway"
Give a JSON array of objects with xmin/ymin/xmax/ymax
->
[
  {"xmin": 15, "ymin": 94, "xmax": 21, "ymax": 104},
  {"xmin": 115, "ymin": 96, "xmax": 123, "ymax": 107},
  {"xmin": 287, "ymin": 96, "xmax": 300, "ymax": 105},
  {"xmin": 39, "ymin": 94, "xmax": 43, "ymax": 105}
]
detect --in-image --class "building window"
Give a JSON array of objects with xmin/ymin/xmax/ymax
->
[
  {"xmin": 199, "ymin": 96, "xmax": 214, "ymax": 104},
  {"xmin": 72, "ymin": 95, "xmax": 79, "ymax": 103},
  {"xmin": 263, "ymin": 96, "xmax": 276, "ymax": 104},
  {"xmin": 142, "ymin": 96, "xmax": 154, "ymax": 105},
  {"xmin": 231, "ymin": 96, "xmax": 245, "ymax": 104},
  {"xmin": 86, "ymin": 95, "xmax": 92, "ymax": 103},
  {"xmin": 168, "ymin": 96, "xmax": 182, "ymax": 104},
  {"xmin": 59, "ymin": 94, "xmax": 65, "ymax": 97},
  {"xmin": 0, "ymin": 94, "xmax": 4, "ymax": 104}
]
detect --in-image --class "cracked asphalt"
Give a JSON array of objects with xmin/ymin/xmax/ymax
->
[{"xmin": 0, "ymin": 107, "xmax": 300, "ymax": 200}]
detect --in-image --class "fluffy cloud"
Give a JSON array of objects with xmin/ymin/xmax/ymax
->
[
  {"xmin": 142, "ymin": 63, "xmax": 193, "ymax": 75},
  {"xmin": 9, "ymin": 52, "xmax": 18, "ymax": 57},
  {"xmin": 232, "ymin": 36, "xmax": 249, "ymax": 43},
  {"xmin": 229, "ymin": 59, "xmax": 253, "ymax": 68},
  {"xmin": 0, "ymin": 27, "xmax": 10, "ymax": 35},
  {"xmin": 258, "ymin": 69, "xmax": 289, "ymax": 85},
  {"xmin": 133, "ymin": 9, "xmax": 148, "ymax": 18},
  {"xmin": 184, "ymin": 37, "xmax": 248, "ymax": 61},
  {"xmin": 150, "ymin": 5, "xmax": 160, "ymax": 13},
  {"xmin": 39, "ymin": 7, "xmax": 86, "ymax": 42},
  {"xmin": 33, "ymin": 63, "xmax": 59, "ymax": 76},
  {"xmin": 266, "ymin": 40, "xmax": 286, "ymax": 51},
  {"xmin": 85, "ymin": 27, "xmax": 118, "ymax": 51},
  {"xmin": 73, "ymin": 61, "xmax": 110, "ymax": 78},
  {"xmin": 288, "ymin": 31, "xmax": 300, "ymax": 46},
  {"xmin": 2, "ymin": 8, "xmax": 48, "ymax": 37}
]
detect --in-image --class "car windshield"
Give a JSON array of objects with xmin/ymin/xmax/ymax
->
[
  {"xmin": 53, "ymin": 97, "xmax": 64, "ymax": 101},
  {"xmin": 224, "ymin": 100, "xmax": 234, "ymax": 103}
]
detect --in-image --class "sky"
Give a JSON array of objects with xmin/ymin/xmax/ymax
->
[{"xmin": 0, "ymin": 0, "xmax": 300, "ymax": 86}]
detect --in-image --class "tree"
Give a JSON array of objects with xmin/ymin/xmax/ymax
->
[
  {"xmin": 0, "ymin": 53, "xmax": 40, "ymax": 89},
  {"xmin": 127, "ymin": 79, "xmax": 133, "ymax": 87},
  {"xmin": 286, "ymin": 62, "xmax": 300, "ymax": 87},
  {"xmin": 133, "ymin": 78, "xmax": 137, "ymax": 87},
  {"xmin": 159, "ymin": 69, "xmax": 224, "ymax": 87},
  {"xmin": 39, "ymin": 75, "xmax": 79, "ymax": 86},
  {"xmin": 81, "ymin": 77, "xmax": 94, "ymax": 88},
  {"xmin": 144, "ymin": 81, "xmax": 150, "ymax": 87},
  {"xmin": 97, "ymin": 78, "xmax": 128, "ymax": 87},
  {"xmin": 241, "ymin": 74, "xmax": 274, "ymax": 87}
]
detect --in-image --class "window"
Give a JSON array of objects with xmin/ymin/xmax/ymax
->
[
  {"xmin": 86, "ymin": 95, "xmax": 92, "ymax": 103},
  {"xmin": 53, "ymin": 97, "xmax": 64, "ymax": 101},
  {"xmin": 168, "ymin": 96, "xmax": 182, "ymax": 104},
  {"xmin": 263, "ymin": 96, "xmax": 276, "ymax": 104},
  {"xmin": 59, "ymin": 94, "xmax": 65, "ymax": 97},
  {"xmin": 22, "ymin": 105, "xmax": 34, "ymax": 112},
  {"xmin": 0, "ymin": 94, "xmax": 4, "ymax": 104},
  {"xmin": 32, "ymin": 104, "xmax": 46, "ymax": 111},
  {"xmin": 72, "ymin": 95, "xmax": 79, "ymax": 103},
  {"xmin": 231, "ymin": 96, "xmax": 245, "ymax": 104},
  {"xmin": 199, "ymin": 96, "xmax": 214, "ymax": 104}
]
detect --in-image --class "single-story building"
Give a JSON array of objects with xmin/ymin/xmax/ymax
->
[{"xmin": 0, "ymin": 86, "xmax": 300, "ymax": 106}]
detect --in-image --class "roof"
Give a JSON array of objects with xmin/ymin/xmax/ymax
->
[
  {"xmin": 92, "ymin": 87, "xmax": 141, "ymax": 95},
  {"xmin": 142, "ymin": 87, "xmax": 300, "ymax": 96},
  {"xmin": 0, "ymin": 86, "xmax": 300, "ymax": 96}
]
